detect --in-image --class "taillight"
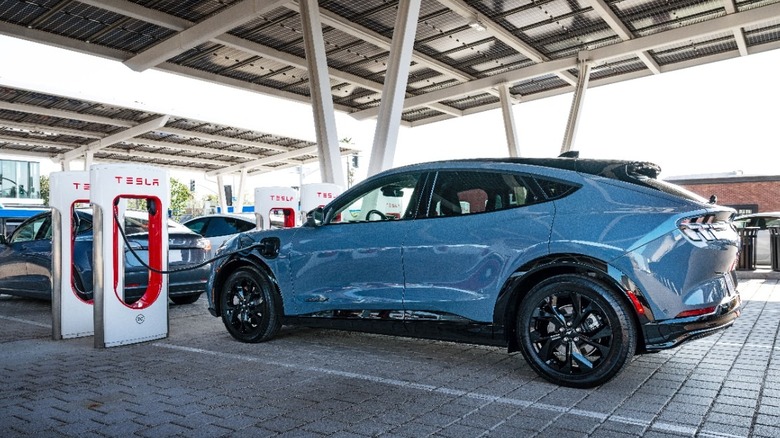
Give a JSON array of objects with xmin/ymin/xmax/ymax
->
[
  {"xmin": 196, "ymin": 239, "xmax": 212, "ymax": 252},
  {"xmin": 676, "ymin": 306, "xmax": 716, "ymax": 318},
  {"xmin": 678, "ymin": 215, "xmax": 728, "ymax": 241}
]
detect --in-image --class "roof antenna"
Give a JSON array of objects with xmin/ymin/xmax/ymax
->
[{"xmin": 559, "ymin": 150, "xmax": 579, "ymax": 158}]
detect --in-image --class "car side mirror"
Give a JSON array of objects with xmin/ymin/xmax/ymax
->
[{"xmin": 305, "ymin": 207, "xmax": 324, "ymax": 227}]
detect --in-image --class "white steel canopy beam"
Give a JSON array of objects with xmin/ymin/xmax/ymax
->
[
  {"xmin": 0, "ymin": 135, "xmax": 73, "ymax": 149},
  {"xmin": 583, "ymin": 0, "xmax": 660, "ymax": 75},
  {"xmin": 725, "ymin": 0, "xmax": 749, "ymax": 57},
  {"xmin": 285, "ymin": 2, "xmax": 470, "ymax": 114},
  {"xmin": 124, "ymin": 0, "xmax": 289, "ymax": 72},
  {"xmin": 157, "ymin": 127, "xmax": 290, "ymax": 153},
  {"xmin": 206, "ymin": 145, "xmax": 319, "ymax": 176},
  {"xmin": 438, "ymin": 0, "xmax": 578, "ymax": 86},
  {"xmin": 299, "ymin": 0, "xmax": 344, "ymax": 188},
  {"xmin": 0, "ymin": 101, "xmax": 135, "ymax": 127},
  {"xmin": 367, "ymin": 0, "xmax": 422, "ymax": 177},
  {"xmin": 561, "ymin": 57, "xmax": 591, "ymax": 154},
  {"xmin": 57, "ymin": 115, "xmax": 170, "ymax": 162},
  {"xmin": 498, "ymin": 85, "xmax": 520, "ymax": 158},
  {"xmin": 247, "ymin": 155, "xmax": 319, "ymax": 177},
  {"xmin": 352, "ymin": 2, "xmax": 780, "ymax": 121},
  {"xmin": 83, "ymin": 0, "xmax": 459, "ymax": 118},
  {"xmin": 0, "ymin": 120, "xmax": 104, "ymax": 139}
]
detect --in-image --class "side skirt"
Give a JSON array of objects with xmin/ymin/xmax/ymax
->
[{"xmin": 282, "ymin": 313, "xmax": 506, "ymax": 348}]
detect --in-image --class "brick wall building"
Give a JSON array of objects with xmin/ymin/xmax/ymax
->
[{"xmin": 666, "ymin": 175, "xmax": 780, "ymax": 215}]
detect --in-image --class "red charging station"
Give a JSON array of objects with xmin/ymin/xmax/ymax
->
[
  {"xmin": 51, "ymin": 171, "xmax": 93, "ymax": 340},
  {"xmin": 90, "ymin": 164, "xmax": 169, "ymax": 348},
  {"xmin": 254, "ymin": 186, "xmax": 298, "ymax": 230}
]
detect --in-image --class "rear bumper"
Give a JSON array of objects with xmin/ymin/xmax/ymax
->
[{"xmin": 643, "ymin": 293, "xmax": 741, "ymax": 351}]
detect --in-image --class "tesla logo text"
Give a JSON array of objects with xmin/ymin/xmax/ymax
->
[
  {"xmin": 269, "ymin": 195, "xmax": 294, "ymax": 202},
  {"xmin": 317, "ymin": 192, "xmax": 335, "ymax": 199},
  {"xmin": 114, "ymin": 177, "xmax": 160, "ymax": 186},
  {"xmin": 71, "ymin": 182, "xmax": 91, "ymax": 191},
  {"xmin": 135, "ymin": 314, "xmax": 145, "ymax": 324}
]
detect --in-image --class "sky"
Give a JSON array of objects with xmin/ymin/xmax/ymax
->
[{"xmin": 1, "ymin": 33, "xmax": 780, "ymax": 194}]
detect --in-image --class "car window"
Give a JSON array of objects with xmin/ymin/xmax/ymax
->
[
  {"xmin": 228, "ymin": 217, "xmax": 256, "ymax": 233},
  {"xmin": 329, "ymin": 172, "xmax": 424, "ymax": 223},
  {"xmin": 204, "ymin": 218, "xmax": 242, "ymax": 237},
  {"xmin": 425, "ymin": 171, "xmax": 538, "ymax": 218},
  {"xmin": 76, "ymin": 216, "xmax": 93, "ymax": 233},
  {"xmin": 185, "ymin": 218, "xmax": 208, "ymax": 235},
  {"xmin": 10, "ymin": 215, "xmax": 50, "ymax": 243},
  {"xmin": 766, "ymin": 218, "xmax": 780, "ymax": 228}
]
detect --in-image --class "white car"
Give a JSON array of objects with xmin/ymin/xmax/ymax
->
[{"xmin": 182, "ymin": 214, "xmax": 256, "ymax": 256}]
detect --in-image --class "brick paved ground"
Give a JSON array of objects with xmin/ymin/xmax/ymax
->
[{"xmin": 1, "ymin": 279, "xmax": 778, "ymax": 437}]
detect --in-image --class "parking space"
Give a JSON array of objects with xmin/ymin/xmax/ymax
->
[{"xmin": 1, "ymin": 279, "xmax": 779, "ymax": 438}]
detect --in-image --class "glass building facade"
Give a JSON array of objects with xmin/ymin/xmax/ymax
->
[{"xmin": 0, "ymin": 159, "xmax": 41, "ymax": 204}]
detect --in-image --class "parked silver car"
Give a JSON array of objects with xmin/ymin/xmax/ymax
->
[{"xmin": 182, "ymin": 214, "xmax": 256, "ymax": 256}]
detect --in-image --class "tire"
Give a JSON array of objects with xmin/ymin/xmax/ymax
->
[
  {"xmin": 170, "ymin": 293, "xmax": 201, "ymax": 305},
  {"xmin": 516, "ymin": 274, "xmax": 636, "ymax": 388},
  {"xmin": 220, "ymin": 265, "xmax": 282, "ymax": 343}
]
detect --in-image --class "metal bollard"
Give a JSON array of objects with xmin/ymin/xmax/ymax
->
[{"xmin": 737, "ymin": 227, "xmax": 758, "ymax": 271}]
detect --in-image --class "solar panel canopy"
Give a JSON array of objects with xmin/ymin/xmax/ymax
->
[
  {"xmin": 0, "ymin": 0, "xmax": 779, "ymax": 174},
  {"xmin": 1, "ymin": 0, "xmax": 777, "ymax": 128},
  {"xmin": 0, "ymin": 85, "xmax": 355, "ymax": 175}
]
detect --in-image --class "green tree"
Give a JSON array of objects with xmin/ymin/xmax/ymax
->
[
  {"xmin": 39, "ymin": 175, "xmax": 50, "ymax": 206},
  {"xmin": 169, "ymin": 178, "xmax": 191, "ymax": 220}
]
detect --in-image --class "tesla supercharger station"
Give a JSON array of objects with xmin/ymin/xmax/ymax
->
[
  {"xmin": 51, "ymin": 171, "xmax": 93, "ymax": 340},
  {"xmin": 254, "ymin": 186, "xmax": 298, "ymax": 230},
  {"xmin": 300, "ymin": 183, "xmax": 343, "ymax": 222},
  {"xmin": 90, "ymin": 164, "xmax": 169, "ymax": 348}
]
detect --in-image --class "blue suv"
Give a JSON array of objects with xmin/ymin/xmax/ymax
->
[{"xmin": 206, "ymin": 156, "xmax": 741, "ymax": 387}]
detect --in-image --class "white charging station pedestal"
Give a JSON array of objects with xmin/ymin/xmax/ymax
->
[
  {"xmin": 254, "ymin": 186, "xmax": 298, "ymax": 230},
  {"xmin": 90, "ymin": 164, "xmax": 170, "ymax": 348},
  {"xmin": 300, "ymin": 183, "xmax": 342, "ymax": 221},
  {"xmin": 51, "ymin": 171, "xmax": 93, "ymax": 340}
]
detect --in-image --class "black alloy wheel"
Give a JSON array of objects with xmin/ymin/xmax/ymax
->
[
  {"xmin": 517, "ymin": 274, "xmax": 636, "ymax": 388},
  {"xmin": 220, "ymin": 266, "xmax": 282, "ymax": 343}
]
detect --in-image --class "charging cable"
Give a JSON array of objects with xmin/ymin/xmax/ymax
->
[{"xmin": 114, "ymin": 210, "xmax": 261, "ymax": 275}]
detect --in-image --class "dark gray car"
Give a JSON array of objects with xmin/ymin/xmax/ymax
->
[{"xmin": 0, "ymin": 210, "xmax": 211, "ymax": 305}]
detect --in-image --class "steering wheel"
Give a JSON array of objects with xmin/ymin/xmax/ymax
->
[{"xmin": 365, "ymin": 209, "xmax": 387, "ymax": 221}]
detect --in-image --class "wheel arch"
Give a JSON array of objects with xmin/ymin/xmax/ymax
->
[
  {"xmin": 211, "ymin": 253, "xmax": 282, "ymax": 316},
  {"xmin": 495, "ymin": 253, "xmax": 649, "ymax": 354}
]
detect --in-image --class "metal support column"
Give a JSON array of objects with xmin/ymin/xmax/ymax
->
[
  {"xmin": 85, "ymin": 150, "xmax": 94, "ymax": 169},
  {"xmin": 299, "ymin": 0, "xmax": 345, "ymax": 188},
  {"xmin": 236, "ymin": 168, "xmax": 248, "ymax": 212},
  {"xmin": 367, "ymin": 0, "xmax": 422, "ymax": 177},
  {"xmin": 561, "ymin": 54, "xmax": 591, "ymax": 155},
  {"xmin": 499, "ymin": 84, "xmax": 520, "ymax": 157},
  {"xmin": 216, "ymin": 174, "xmax": 228, "ymax": 213}
]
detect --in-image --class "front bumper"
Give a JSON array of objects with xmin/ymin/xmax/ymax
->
[{"xmin": 643, "ymin": 293, "xmax": 741, "ymax": 351}]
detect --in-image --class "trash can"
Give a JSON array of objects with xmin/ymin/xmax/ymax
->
[
  {"xmin": 737, "ymin": 227, "xmax": 758, "ymax": 271},
  {"xmin": 771, "ymin": 227, "xmax": 780, "ymax": 271}
]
